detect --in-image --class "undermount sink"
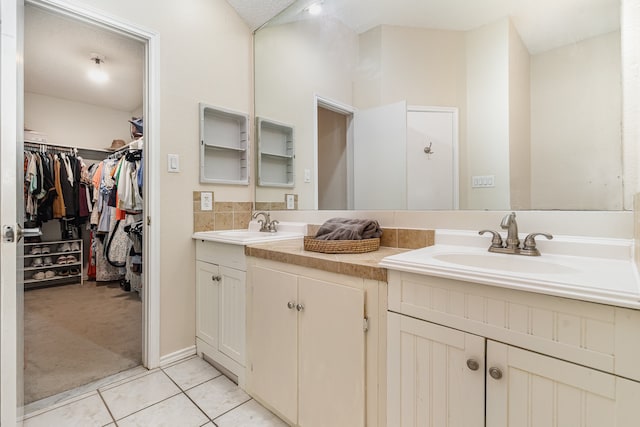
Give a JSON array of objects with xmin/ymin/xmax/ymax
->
[
  {"xmin": 192, "ymin": 221, "xmax": 307, "ymax": 245},
  {"xmin": 432, "ymin": 252, "xmax": 578, "ymax": 275}
]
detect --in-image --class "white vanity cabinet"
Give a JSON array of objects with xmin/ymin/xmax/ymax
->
[
  {"xmin": 195, "ymin": 240, "xmax": 246, "ymax": 384},
  {"xmin": 387, "ymin": 270, "xmax": 640, "ymax": 426},
  {"xmin": 246, "ymin": 258, "xmax": 385, "ymax": 427}
]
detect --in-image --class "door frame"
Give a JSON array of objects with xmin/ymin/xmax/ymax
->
[
  {"xmin": 313, "ymin": 95, "xmax": 355, "ymax": 210},
  {"xmin": 24, "ymin": 0, "xmax": 161, "ymax": 366}
]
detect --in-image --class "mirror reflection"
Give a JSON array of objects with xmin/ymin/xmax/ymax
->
[{"xmin": 254, "ymin": 0, "xmax": 622, "ymax": 211}]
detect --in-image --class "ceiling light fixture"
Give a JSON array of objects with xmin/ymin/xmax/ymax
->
[
  {"xmin": 88, "ymin": 53, "xmax": 109, "ymax": 84},
  {"xmin": 305, "ymin": 2, "xmax": 323, "ymax": 15}
]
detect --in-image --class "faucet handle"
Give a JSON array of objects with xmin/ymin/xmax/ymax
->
[
  {"xmin": 268, "ymin": 220, "xmax": 279, "ymax": 233},
  {"xmin": 479, "ymin": 230, "xmax": 503, "ymax": 248},
  {"xmin": 521, "ymin": 233, "xmax": 553, "ymax": 256}
]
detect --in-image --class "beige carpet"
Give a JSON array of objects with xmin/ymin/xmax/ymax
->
[{"xmin": 24, "ymin": 280, "xmax": 142, "ymax": 404}]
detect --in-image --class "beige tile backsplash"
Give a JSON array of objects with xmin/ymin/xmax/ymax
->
[{"xmin": 193, "ymin": 191, "xmax": 253, "ymax": 232}]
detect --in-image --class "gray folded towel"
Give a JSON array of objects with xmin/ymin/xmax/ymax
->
[{"xmin": 314, "ymin": 217, "xmax": 382, "ymax": 240}]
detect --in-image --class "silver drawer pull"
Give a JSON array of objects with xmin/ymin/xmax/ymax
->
[
  {"xmin": 489, "ymin": 367, "xmax": 503, "ymax": 380},
  {"xmin": 211, "ymin": 275, "xmax": 221, "ymax": 282},
  {"xmin": 466, "ymin": 359, "xmax": 480, "ymax": 371},
  {"xmin": 287, "ymin": 301, "xmax": 295, "ymax": 309},
  {"xmin": 296, "ymin": 303, "xmax": 305, "ymax": 312}
]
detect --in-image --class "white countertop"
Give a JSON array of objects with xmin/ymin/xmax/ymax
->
[{"xmin": 380, "ymin": 230, "xmax": 640, "ymax": 309}]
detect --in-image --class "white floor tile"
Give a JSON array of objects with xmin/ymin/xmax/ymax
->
[
  {"xmin": 214, "ymin": 399, "xmax": 289, "ymax": 427},
  {"xmin": 100, "ymin": 370, "xmax": 181, "ymax": 420},
  {"xmin": 117, "ymin": 393, "xmax": 209, "ymax": 427},
  {"xmin": 186, "ymin": 376, "xmax": 250, "ymax": 420},
  {"xmin": 201, "ymin": 423, "xmax": 215, "ymax": 427},
  {"xmin": 163, "ymin": 356, "xmax": 221, "ymax": 390},
  {"xmin": 23, "ymin": 393, "xmax": 112, "ymax": 427}
]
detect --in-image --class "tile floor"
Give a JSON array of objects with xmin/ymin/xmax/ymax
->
[{"xmin": 22, "ymin": 356, "xmax": 289, "ymax": 427}]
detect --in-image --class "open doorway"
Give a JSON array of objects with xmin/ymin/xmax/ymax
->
[
  {"xmin": 315, "ymin": 96, "xmax": 354, "ymax": 210},
  {"xmin": 23, "ymin": 3, "xmax": 145, "ymax": 405}
]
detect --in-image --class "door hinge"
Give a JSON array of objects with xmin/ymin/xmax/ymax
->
[
  {"xmin": 363, "ymin": 317, "xmax": 369, "ymax": 332},
  {"xmin": 147, "ymin": 216, "xmax": 151, "ymax": 226}
]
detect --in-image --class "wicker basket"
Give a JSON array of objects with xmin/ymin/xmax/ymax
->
[{"xmin": 303, "ymin": 236, "xmax": 380, "ymax": 254}]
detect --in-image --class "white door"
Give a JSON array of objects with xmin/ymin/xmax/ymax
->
[
  {"xmin": 387, "ymin": 312, "xmax": 485, "ymax": 427},
  {"xmin": 487, "ymin": 341, "xmax": 640, "ymax": 427},
  {"xmin": 218, "ymin": 266, "xmax": 245, "ymax": 365},
  {"xmin": 407, "ymin": 108, "xmax": 458, "ymax": 210},
  {"xmin": 297, "ymin": 277, "xmax": 365, "ymax": 427},
  {"xmin": 353, "ymin": 101, "xmax": 407, "ymax": 209},
  {"xmin": 1, "ymin": 0, "xmax": 25, "ymax": 424}
]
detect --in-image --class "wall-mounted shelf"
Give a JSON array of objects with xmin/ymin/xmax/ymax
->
[
  {"xmin": 257, "ymin": 117, "xmax": 294, "ymax": 187},
  {"xmin": 200, "ymin": 103, "xmax": 249, "ymax": 185}
]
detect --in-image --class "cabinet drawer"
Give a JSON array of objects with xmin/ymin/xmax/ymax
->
[
  {"xmin": 388, "ymin": 270, "xmax": 640, "ymax": 382},
  {"xmin": 196, "ymin": 240, "xmax": 246, "ymax": 270}
]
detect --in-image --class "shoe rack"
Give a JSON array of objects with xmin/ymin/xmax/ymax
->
[{"xmin": 24, "ymin": 239, "xmax": 83, "ymax": 289}]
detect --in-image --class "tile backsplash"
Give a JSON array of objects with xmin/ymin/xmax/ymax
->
[{"xmin": 193, "ymin": 191, "xmax": 252, "ymax": 232}]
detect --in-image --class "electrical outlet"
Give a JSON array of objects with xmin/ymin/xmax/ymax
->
[
  {"xmin": 201, "ymin": 192, "xmax": 213, "ymax": 211},
  {"xmin": 286, "ymin": 194, "xmax": 295, "ymax": 210}
]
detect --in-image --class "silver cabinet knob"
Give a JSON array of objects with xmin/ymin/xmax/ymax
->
[
  {"xmin": 211, "ymin": 275, "xmax": 221, "ymax": 282},
  {"xmin": 466, "ymin": 359, "xmax": 480, "ymax": 371},
  {"xmin": 287, "ymin": 301, "xmax": 295, "ymax": 309},
  {"xmin": 296, "ymin": 303, "xmax": 305, "ymax": 312},
  {"xmin": 489, "ymin": 367, "xmax": 503, "ymax": 380}
]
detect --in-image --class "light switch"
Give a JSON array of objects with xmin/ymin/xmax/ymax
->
[
  {"xmin": 304, "ymin": 169, "xmax": 311, "ymax": 183},
  {"xmin": 201, "ymin": 192, "xmax": 213, "ymax": 211},
  {"xmin": 168, "ymin": 154, "xmax": 180, "ymax": 173}
]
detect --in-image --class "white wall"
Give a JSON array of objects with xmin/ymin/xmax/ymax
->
[
  {"xmin": 72, "ymin": 0, "xmax": 253, "ymax": 357},
  {"xmin": 508, "ymin": 21, "xmax": 531, "ymax": 210},
  {"xmin": 24, "ymin": 92, "xmax": 133, "ymax": 149},
  {"xmin": 531, "ymin": 31, "xmax": 622, "ymax": 210},
  {"xmin": 255, "ymin": 18, "xmax": 358, "ymax": 209},
  {"xmin": 465, "ymin": 18, "xmax": 510, "ymax": 210}
]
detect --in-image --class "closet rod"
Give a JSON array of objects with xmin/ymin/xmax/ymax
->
[
  {"xmin": 107, "ymin": 139, "xmax": 143, "ymax": 160},
  {"xmin": 24, "ymin": 141, "xmax": 76, "ymax": 154}
]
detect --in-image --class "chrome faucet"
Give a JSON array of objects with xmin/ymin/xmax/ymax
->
[
  {"xmin": 252, "ymin": 211, "xmax": 279, "ymax": 233},
  {"xmin": 479, "ymin": 212, "xmax": 553, "ymax": 256}
]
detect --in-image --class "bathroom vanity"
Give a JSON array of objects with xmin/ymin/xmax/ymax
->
[
  {"xmin": 244, "ymin": 240, "xmax": 404, "ymax": 427},
  {"xmin": 381, "ymin": 230, "xmax": 640, "ymax": 426}
]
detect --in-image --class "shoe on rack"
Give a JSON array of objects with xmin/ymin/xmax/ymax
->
[
  {"xmin": 43, "ymin": 256, "xmax": 53, "ymax": 266},
  {"xmin": 65, "ymin": 255, "xmax": 77, "ymax": 264},
  {"xmin": 70, "ymin": 241, "xmax": 80, "ymax": 252},
  {"xmin": 56, "ymin": 256, "xmax": 67, "ymax": 265},
  {"xmin": 30, "ymin": 246, "xmax": 42, "ymax": 255},
  {"xmin": 58, "ymin": 243, "xmax": 71, "ymax": 252},
  {"xmin": 44, "ymin": 270, "xmax": 56, "ymax": 279},
  {"xmin": 41, "ymin": 246, "xmax": 51, "ymax": 254},
  {"xmin": 31, "ymin": 257, "xmax": 44, "ymax": 267},
  {"xmin": 32, "ymin": 271, "xmax": 45, "ymax": 280},
  {"xmin": 69, "ymin": 267, "xmax": 80, "ymax": 276},
  {"xmin": 58, "ymin": 269, "xmax": 69, "ymax": 276}
]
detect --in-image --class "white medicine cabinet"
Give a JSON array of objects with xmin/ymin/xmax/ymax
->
[
  {"xmin": 256, "ymin": 117, "xmax": 294, "ymax": 187},
  {"xmin": 199, "ymin": 103, "xmax": 249, "ymax": 185}
]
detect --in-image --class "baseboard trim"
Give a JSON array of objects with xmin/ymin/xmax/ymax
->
[{"xmin": 159, "ymin": 345, "xmax": 196, "ymax": 367}]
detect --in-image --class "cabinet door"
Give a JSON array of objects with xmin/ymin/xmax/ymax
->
[
  {"xmin": 297, "ymin": 277, "xmax": 366, "ymax": 427},
  {"xmin": 248, "ymin": 266, "xmax": 298, "ymax": 425},
  {"xmin": 387, "ymin": 312, "xmax": 485, "ymax": 427},
  {"xmin": 218, "ymin": 266, "xmax": 246, "ymax": 365},
  {"xmin": 487, "ymin": 341, "xmax": 640, "ymax": 427},
  {"xmin": 196, "ymin": 261, "xmax": 219, "ymax": 346}
]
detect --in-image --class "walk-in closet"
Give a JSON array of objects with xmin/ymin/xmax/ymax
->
[{"xmin": 23, "ymin": 4, "xmax": 145, "ymax": 405}]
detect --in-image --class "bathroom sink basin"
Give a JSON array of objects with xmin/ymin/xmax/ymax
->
[
  {"xmin": 432, "ymin": 252, "xmax": 577, "ymax": 275},
  {"xmin": 192, "ymin": 221, "xmax": 307, "ymax": 245},
  {"xmin": 380, "ymin": 230, "xmax": 640, "ymax": 309}
]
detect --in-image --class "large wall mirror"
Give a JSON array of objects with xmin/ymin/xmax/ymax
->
[{"xmin": 254, "ymin": 0, "xmax": 622, "ymax": 211}]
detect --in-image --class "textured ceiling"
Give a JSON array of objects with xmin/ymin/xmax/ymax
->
[
  {"xmin": 225, "ymin": 0, "xmax": 296, "ymax": 31},
  {"xmin": 24, "ymin": 5, "xmax": 144, "ymax": 113}
]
